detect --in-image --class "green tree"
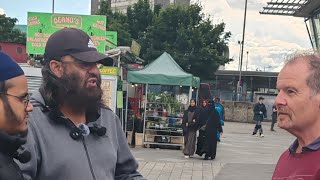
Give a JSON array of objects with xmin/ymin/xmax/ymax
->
[
  {"xmin": 127, "ymin": 0, "xmax": 154, "ymax": 40},
  {"xmin": 139, "ymin": 4, "xmax": 231, "ymax": 79},
  {"xmin": 96, "ymin": 1, "xmax": 131, "ymax": 46},
  {"xmin": 0, "ymin": 14, "xmax": 26, "ymax": 44}
]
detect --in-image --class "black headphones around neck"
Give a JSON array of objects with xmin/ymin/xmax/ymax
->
[{"xmin": 47, "ymin": 108, "xmax": 107, "ymax": 140}]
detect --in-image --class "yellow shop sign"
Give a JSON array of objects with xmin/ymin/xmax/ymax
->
[{"xmin": 99, "ymin": 66, "xmax": 119, "ymax": 76}]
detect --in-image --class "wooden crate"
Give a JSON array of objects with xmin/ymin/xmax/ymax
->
[
  {"xmin": 126, "ymin": 131, "xmax": 133, "ymax": 145},
  {"xmin": 135, "ymin": 133, "xmax": 143, "ymax": 146},
  {"xmin": 144, "ymin": 134, "xmax": 155, "ymax": 142},
  {"xmin": 170, "ymin": 137, "xmax": 184, "ymax": 144}
]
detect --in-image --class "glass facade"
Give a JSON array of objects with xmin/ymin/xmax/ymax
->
[{"xmin": 309, "ymin": 11, "xmax": 320, "ymax": 52}]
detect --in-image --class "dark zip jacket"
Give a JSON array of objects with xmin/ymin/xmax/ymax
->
[{"xmin": 0, "ymin": 131, "xmax": 26, "ymax": 180}]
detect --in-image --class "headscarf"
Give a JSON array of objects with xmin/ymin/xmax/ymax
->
[{"xmin": 187, "ymin": 99, "xmax": 196, "ymax": 112}]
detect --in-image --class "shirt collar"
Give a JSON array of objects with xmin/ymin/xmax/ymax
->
[{"xmin": 289, "ymin": 137, "xmax": 320, "ymax": 154}]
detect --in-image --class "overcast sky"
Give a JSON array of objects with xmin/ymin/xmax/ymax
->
[
  {"xmin": 0, "ymin": 0, "xmax": 311, "ymax": 72},
  {"xmin": 197, "ymin": 0, "xmax": 311, "ymax": 72}
]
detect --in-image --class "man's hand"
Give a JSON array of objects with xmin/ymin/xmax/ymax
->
[
  {"xmin": 186, "ymin": 123, "xmax": 188, "ymax": 127},
  {"xmin": 192, "ymin": 119, "xmax": 195, "ymax": 122},
  {"xmin": 259, "ymin": 111, "xmax": 263, "ymax": 114}
]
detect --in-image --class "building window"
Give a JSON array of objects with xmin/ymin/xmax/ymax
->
[{"xmin": 17, "ymin": 47, "xmax": 23, "ymax": 54}]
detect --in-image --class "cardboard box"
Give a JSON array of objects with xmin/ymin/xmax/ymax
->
[
  {"xmin": 135, "ymin": 133, "xmax": 143, "ymax": 146},
  {"xmin": 127, "ymin": 131, "xmax": 133, "ymax": 145},
  {"xmin": 170, "ymin": 137, "xmax": 184, "ymax": 144}
]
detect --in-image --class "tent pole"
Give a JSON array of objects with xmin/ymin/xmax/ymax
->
[
  {"xmin": 142, "ymin": 84, "xmax": 148, "ymax": 147},
  {"xmin": 188, "ymin": 86, "xmax": 192, "ymax": 103},
  {"xmin": 196, "ymin": 88, "xmax": 199, "ymax": 105},
  {"xmin": 125, "ymin": 82, "xmax": 129, "ymax": 135}
]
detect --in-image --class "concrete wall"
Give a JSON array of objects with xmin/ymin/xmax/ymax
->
[{"xmin": 222, "ymin": 101, "xmax": 255, "ymax": 123}]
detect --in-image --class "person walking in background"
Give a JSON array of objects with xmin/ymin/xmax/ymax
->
[
  {"xmin": 0, "ymin": 52, "xmax": 33, "ymax": 180},
  {"xmin": 196, "ymin": 100, "xmax": 210, "ymax": 157},
  {"xmin": 214, "ymin": 97, "xmax": 225, "ymax": 141},
  {"xmin": 252, "ymin": 97, "xmax": 267, "ymax": 137},
  {"xmin": 182, "ymin": 99, "xmax": 200, "ymax": 158},
  {"xmin": 270, "ymin": 104, "xmax": 278, "ymax": 131},
  {"xmin": 272, "ymin": 52, "xmax": 320, "ymax": 179},
  {"xmin": 203, "ymin": 100, "xmax": 223, "ymax": 160}
]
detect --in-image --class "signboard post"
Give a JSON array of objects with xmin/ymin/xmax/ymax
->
[
  {"xmin": 106, "ymin": 31, "xmax": 118, "ymax": 50},
  {"xmin": 27, "ymin": 12, "xmax": 106, "ymax": 54}
]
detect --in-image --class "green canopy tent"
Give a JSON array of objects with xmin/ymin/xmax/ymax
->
[
  {"xmin": 128, "ymin": 52, "xmax": 200, "ymax": 87},
  {"xmin": 125, "ymin": 52, "xmax": 200, "ymax": 147}
]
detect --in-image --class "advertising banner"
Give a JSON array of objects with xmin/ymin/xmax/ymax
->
[{"xmin": 27, "ymin": 12, "xmax": 106, "ymax": 54}]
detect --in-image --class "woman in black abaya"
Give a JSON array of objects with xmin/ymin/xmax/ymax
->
[
  {"xmin": 182, "ymin": 99, "xmax": 200, "ymax": 158},
  {"xmin": 204, "ymin": 101, "xmax": 223, "ymax": 160}
]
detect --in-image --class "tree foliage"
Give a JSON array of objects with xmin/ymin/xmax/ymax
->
[
  {"xmin": 127, "ymin": 0, "xmax": 154, "ymax": 40},
  {"xmin": 96, "ymin": 1, "xmax": 232, "ymax": 79},
  {"xmin": 140, "ymin": 4, "xmax": 231, "ymax": 79},
  {"xmin": 96, "ymin": 1, "xmax": 131, "ymax": 46},
  {"xmin": 0, "ymin": 14, "xmax": 26, "ymax": 44}
]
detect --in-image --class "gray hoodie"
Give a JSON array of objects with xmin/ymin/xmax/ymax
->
[{"xmin": 18, "ymin": 91, "xmax": 145, "ymax": 180}]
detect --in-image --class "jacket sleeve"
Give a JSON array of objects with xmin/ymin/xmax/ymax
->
[
  {"xmin": 214, "ymin": 110, "xmax": 223, "ymax": 133},
  {"xmin": 114, "ymin": 115, "xmax": 145, "ymax": 180},
  {"xmin": 263, "ymin": 104, "xmax": 267, "ymax": 118},
  {"xmin": 222, "ymin": 105, "xmax": 225, "ymax": 121},
  {"xmin": 191, "ymin": 107, "xmax": 200, "ymax": 127},
  {"xmin": 182, "ymin": 110, "xmax": 188, "ymax": 127},
  {"xmin": 17, "ymin": 117, "xmax": 42, "ymax": 180},
  {"xmin": 253, "ymin": 104, "xmax": 260, "ymax": 115}
]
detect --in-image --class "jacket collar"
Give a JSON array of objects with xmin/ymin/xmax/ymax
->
[
  {"xmin": 289, "ymin": 137, "xmax": 320, "ymax": 154},
  {"xmin": 0, "ymin": 130, "xmax": 26, "ymax": 157}
]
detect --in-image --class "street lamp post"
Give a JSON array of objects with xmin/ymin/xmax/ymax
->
[
  {"xmin": 246, "ymin": 51, "xmax": 249, "ymax": 71},
  {"xmin": 52, "ymin": 0, "xmax": 55, "ymax": 13},
  {"xmin": 238, "ymin": 41, "xmax": 242, "ymax": 71},
  {"xmin": 237, "ymin": 0, "xmax": 248, "ymax": 101}
]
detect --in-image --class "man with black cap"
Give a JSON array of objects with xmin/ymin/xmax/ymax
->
[
  {"xmin": 0, "ymin": 52, "xmax": 33, "ymax": 180},
  {"xmin": 252, "ymin": 96, "xmax": 267, "ymax": 137},
  {"xmin": 18, "ymin": 28, "xmax": 144, "ymax": 180}
]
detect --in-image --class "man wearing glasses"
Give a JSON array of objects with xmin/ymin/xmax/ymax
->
[
  {"xmin": 0, "ymin": 52, "xmax": 33, "ymax": 180},
  {"xmin": 18, "ymin": 28, "xmax": 144, "ymax": 180}
]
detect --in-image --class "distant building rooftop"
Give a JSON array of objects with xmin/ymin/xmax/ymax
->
[
  {"xmin": 215, "ymin": 70, "xmax": 278, "ymax": 78},
  {"xmin": 14, "ymin": 25, "xmax": 27, "ymax": 33}
]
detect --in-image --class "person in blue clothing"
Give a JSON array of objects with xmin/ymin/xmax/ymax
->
[{"xmin": 214, "ymin": 98, "xmax": 225, "ymax": 141}]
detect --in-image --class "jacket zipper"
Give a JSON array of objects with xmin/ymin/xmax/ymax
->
[{"xmin": 82, "ymin": 137, "xmax": 97, "ymax": 180}]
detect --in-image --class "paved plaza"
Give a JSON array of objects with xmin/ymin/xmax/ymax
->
[{"xmin": 131, "ymin": 122, "xmax": 295, "ymax": 180}]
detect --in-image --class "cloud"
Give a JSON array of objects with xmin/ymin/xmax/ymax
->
[
  {"xmin": 0, "ymin": 8, "xmax": 4, "ymax": 15},
  {"xmin": 193, "ymin": 0, "xmax": 311, "ymax": 72}
]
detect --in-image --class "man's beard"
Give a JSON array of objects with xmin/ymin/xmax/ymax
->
[
  {"xmin": 2, "ymin": 97, "xmax": 28, "ymax": 137},
  {"xmin": 56, "ymin": 71, "xmax": 103, "ymax": 113}
]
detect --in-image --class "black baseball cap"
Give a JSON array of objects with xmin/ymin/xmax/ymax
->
[
  {"xmin": 259, "ymin": 96, "xmax": 265, "ymax": 100},
  {"xmin": 44, "ymin": 28, "xmax": 112, "ymax": 65}
]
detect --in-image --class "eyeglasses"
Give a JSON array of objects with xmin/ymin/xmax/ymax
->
[{"xmin": 0, "ymin": 92, "xmax": 30, "ymax": 111}]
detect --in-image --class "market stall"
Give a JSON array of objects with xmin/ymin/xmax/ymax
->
[{"xmin": 127, "ymin": 52, "xmax": 200, "ymax": 148}]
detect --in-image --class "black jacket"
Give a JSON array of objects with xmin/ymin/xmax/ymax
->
[
  {"xmin": 182, "ymin": 106, "xmax": 201, "ymax": 131},
  {"xmin": 0, "ymin": 131, "xmax": 27, "ymax": 180},
  {"xmin": 253, "ymin": 103, "xmax": 267, "ymax": 121},
  {"xmin": 205, "ymin": 106, "xmax": 223, "ymax": 137}
]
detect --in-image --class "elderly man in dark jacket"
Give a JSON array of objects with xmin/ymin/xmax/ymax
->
[
  {"xmin": 252, "ymin": 97, "xmax": 267, "ymax": 137},
  {"xmin": 0, "ymin": 52, "xmax": 33, "ymax": 180}
]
